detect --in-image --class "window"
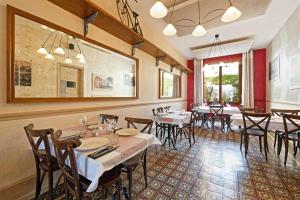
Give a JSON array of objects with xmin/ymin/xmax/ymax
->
[
  {"xmin": 159, "ymin": 69, "xmax": 181, "ymax": 98},
  {"xmin": 203, "ymin": 62, "xmax": 241, "ymax": 104}
]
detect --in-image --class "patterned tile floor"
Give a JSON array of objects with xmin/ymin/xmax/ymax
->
[{"xmin": 40, "ymin": 127, "xmax": 300, "ymax": 200}]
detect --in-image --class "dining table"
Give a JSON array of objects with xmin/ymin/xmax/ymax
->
[
  {"xmin": 39, "ymin": 126, "xmax": 161, "ymax": 192},
  {"xmin": 152, "ymin": 111, "xmax": 191, "ymax": 149},
  {"xmin": 193, "ymin": 106, "xmax": 241, "ymax": 115}
]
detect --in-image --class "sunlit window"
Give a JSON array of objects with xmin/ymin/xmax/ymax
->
[{"xmin": 203, "ymin": 62, "xmax": 241, "ymax": 104}]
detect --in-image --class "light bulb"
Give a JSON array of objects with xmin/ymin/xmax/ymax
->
[
  {"xmin": 64, "ymin": 58, "xmax": 73, "ymax": 64},
  {"xmin": 78, "ymin": 58, "xmax": 86, "ymax": 64},
  {"xmin": 37, "ymin": 47, "xmax": 48, "ymax": 55},
  {"xmin": 192, "ymin": 24, "xmax": 207, "ymax": 37},
  {"xmin": 76, "ymin": 53, "xmax": 84, "ymax": 59},
  {"xmin": 54, "ymin": 47, "xmax": 65, "ymax": 55},
  {"xmin": 221, "ymin": 6, "xmax": 242, "ymax": 22},
  {"xmin": 45, "ymin": 53, "xmax": 54, "ymax": 60},
  {"xmin": 163, "ymin": 23, "xmax": 177, "ymax": 36},
  {"xmin": 150, "ymin": 1, "xmax": 168, "ymax": 19}
]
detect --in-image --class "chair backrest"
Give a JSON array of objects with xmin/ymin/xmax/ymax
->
[
  {"xmin": 283, "ymin": 114, "xmax": 300, "ymax": 137},
  {"xmin": 164, "ymin": 106, "xmax": 171, "ymax": 112},
  {"xmin": 189, "ymin": 110, "xmax": 198, "ymax": 124},
  {"xmin": 152, "ymin": 108, "xmax": 157, "ymax": 116},
  {"xmin": 24, "ymin": 124, "xmax": 54, "ymax": 166},
  {"xmin": 51, "ymin": 130, "xmax": 82, "ymax": 199},
  {"xmin": 271, "ymin": 109, "xmax": 300, "ymax": 117},
  {"xmin": 209, "ymin": 105, "xmax": 224, "ymax": 116},
  {"xmin": 99, "ymin": 114, "xmax": 119, "ymax": 124},
  {"xmin": 125, "ymin": 117, "xmax": 153, "ymax": 134},
  {"xmin": 156, "ymin": 107, "xmax": 164, "ymax": 113},
  {"xmin": 242, "ymin": 112, "xmax": 271, "ymax": 135}
]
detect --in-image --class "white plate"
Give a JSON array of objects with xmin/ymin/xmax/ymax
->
[
  {"xmin": 116, "ymin": 128, "xmax": 139, "ymax": 136},
  {"xmin": 76, "ymin": 137, "xmax": 110, "ymax": 151}
]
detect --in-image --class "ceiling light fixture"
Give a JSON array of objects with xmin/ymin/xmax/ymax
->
[
  {"xmin": 163, "ymin": 0, "xmax": 177, "ymax": 36},
  {"xmin": 221, "ymin": 0, "xmax": 242, "ymax": 22},
  {"xmin": 192, "ymin": 0, "xmax": 207, "ymax": 37},
  {"xmin": 150, "ymin": 1, "xmax": 168, "ymax": 19},
  {"xmin": 151, "ymin": 0, "xmax": 241, "ymax": 37}
]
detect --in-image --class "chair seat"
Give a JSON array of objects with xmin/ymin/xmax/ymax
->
[
  {"xmin": 121, "ymin": 152, "xmax": 144, "ymax": 168},
  {"xmin": 39, "ymin": 156, "xmax": 60, "ymax": 171},
  {"xmin": 243, "ymin": 129, "xmax": 265, "ymax": 136}
]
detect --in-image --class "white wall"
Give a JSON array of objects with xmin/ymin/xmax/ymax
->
[
  {"xmin": 0, "ymin": 0, "xmax": 188, "ymax": 198},
  {"xmin": 266, "ymin": 4, "xmax": 300, "ymax": 109}
]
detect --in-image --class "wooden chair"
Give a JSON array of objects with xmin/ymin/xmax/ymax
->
[
  {"xmin": 51, "ymin": 130, "xmax": 122, "ymax": 200},
  {"xmin": 277, "ymin": 114, "xmax": 300, "ymax": 165},
  {"xmin": 271, "ymin": 109, "xmax": 300, "ymax": 148},
  {"xmin": 241, "ymin": 112, "xmax": 271, "ymax": 161},
  {"xmin": 156, "ymin": 107, "xmax": 164, "ymax": 113},
  {"xmin": 152, "ymin": 109, "xmax": 166, "ymax": 139},
  {"xmin": 163, "ymin": 106, "xmax": 171, "ymax": 112},
  {"xmin": 24, "ymin": 124, "xmax": 61, "ymax": 200},
  {"xmin": 98, "ymin": 114, "xmax": 119, "ymax": 124},
  {"xmin": 209, "ymin": 105, "xmax": 226, "ymax": 131},
  {"xmin": 176, "ymin": 111, "xmax": 197, "ymax": 147},
  {"xmin": 121, "ymin": 117, "xmax": 153, "ymax": 200}
]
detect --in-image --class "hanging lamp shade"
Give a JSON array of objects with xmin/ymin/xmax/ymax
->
[
  {"xmin": 37, "ymin": 47, "xmax": 48, "ymax": 55},
  {"xmin": 163, "ymin": 23, "xmax": 177, "ymax": 36},
  {"xmin": 192, "ymin": 24, "xmax": 207, "ymax": 37},
  {"xmin": 150, "ymin": 1, "xmax": 168, "ymax": 18},
  {"xmin": 45, "ymin": 53, "xmax": 54, "ymax": 60},
  {"xmin": 221, "ymin": 6, "xmax": 241, "ymax": 22},
  {"xmin": 64, "ymin": 58, "xmax": 73, "ymax": 64},
  {"xmin": 54, "ymin": 47, "xmax": 65, "ymax": 55}
]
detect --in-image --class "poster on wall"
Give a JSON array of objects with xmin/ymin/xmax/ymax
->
[
  {"xmin": 92, "ymin": 73, "xmax": 113, "ymax": 90},
  {"xmin": 15, "ymin": 60, "xmax": 32, "ymax": 86},
  {"xmin": 289, "ymin": 54, "xmax": 300, "ymax": 89},
  {"xmin": 124, "ymin": 73, "xmax": 135, "ymax": 86},
  {"xmin": 269, "ymin": 55, "xmax": 280, "ymax": 81}
]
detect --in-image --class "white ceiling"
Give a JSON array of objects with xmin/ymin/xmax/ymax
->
[{"xmin": 141, "ymin": 0, "xmax": 300, "ymax": 59}]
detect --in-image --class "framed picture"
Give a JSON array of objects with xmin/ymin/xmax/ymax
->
[
  {"xmin": 15, "ymin": 60, "xmax": 32, "ymax": 86},
  {"xmin": 92, "ymin": 73, "xmax": 113, "ymax": 90},
  {"xmin": 124, "ymin": 73, "xmax": 135, "ymax": 86},
  {"xmin": 269, "ymin": 55, "xmax": 280, "ymax": 81}
]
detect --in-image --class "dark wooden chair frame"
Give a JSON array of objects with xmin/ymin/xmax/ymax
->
[
  {"xmin": 51, "ymin": 130, "xmax": 122, "ymax": 200},
  {"xmin": 24, "ymin": 124, "xmax": 62, "ymax": 200},
  {"xmin": 241, "ymin": 112, "xmax": 271, "ymax": 161},
  {"xmin": 122, "ymin": 117, "xmax": 153, "ymax": 200},
  {"xmin": 176, "ymin": 110, "xmax": 197, "ymax": 147},
  {"xmin": 209, "ymin": 105, "xmax": 225, "ymax": 131},
  {"xmin": 98, "ymin": 114, "xmax": 119, "ymax": 124},
  {"xmin": 277, "ymin": 114, "xmax": 300, "ymax": 165}
]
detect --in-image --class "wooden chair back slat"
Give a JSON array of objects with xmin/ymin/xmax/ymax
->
[
  {"xmin": 24, "ymin": 124, "xmax": 54, "ymax": 163},
  {"xmin": 125, "ymin": 117, "xmax": 153, "ymax": 134},
  {"xmin": 99, "ymin": 114, "xmax": 119, "ymax": 124},
  {"xmin": 283, "ymin": 114, "xmax": 300, "ymax": 135},
  {"xmin": 271, "ymin": 109, "xmax": 300, "ymax": 117},
  {"xmin": 156, "ymin": 107, "xmax": 164, "ymax": 113},
  {"xmin": 241, "ymin": 112, "xmax": 271, "ymax": 134},
  {"xmin": 51, "ymin": 130, "xmax": 82, "ymax": 199},
  {"xmin": 209, "ymin": 105, "xmax": 224, "ymax": 116}
]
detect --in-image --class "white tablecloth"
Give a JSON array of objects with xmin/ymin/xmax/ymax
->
[
  {"xmin": 231, "ymin": 114, "xmax": 299, "ymax": 131},
  {"xmin": 193, "ymin": 106, "xmax": 240, "ymax": 115},
  {"xmin": 41, "ymin": 132, "xmax": 161, "ymax": 192},
  {"xmin": 152, "ymin": 112, "xmax": 191, "ymax": 127}
]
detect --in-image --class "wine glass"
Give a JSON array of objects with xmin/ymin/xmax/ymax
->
[{"xmin": 79, "ymin": 116, "xmax": 87, "ymax": 136}]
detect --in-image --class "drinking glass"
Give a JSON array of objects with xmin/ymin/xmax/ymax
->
[{"xmin": 79, "ymin": 115, "xmax": 87, "ymax": 136}]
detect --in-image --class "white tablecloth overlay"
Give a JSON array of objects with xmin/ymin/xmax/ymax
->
[
  {"xmin": 193, "ymin": 106, "xmax": 241, "ymax": 115},
  {"xmin": 40, "ymin": 133, "xmax": 161, "ymax": 192},
  {"xmin": 231, "ymin": 114, "xmax": 299, "ymax": 131},
  {"xmin": 152, "ymin": 112, "xmax": 191, "ymax": 128}
]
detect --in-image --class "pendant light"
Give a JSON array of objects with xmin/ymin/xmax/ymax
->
[
  {"xmin": 54, "ymin": 35, "xmax": 65, "ymax": 55},
  {"xmin": 150, "ymin": 1, "xmax": 168, "ymax": 19},
  {"xmin": 64, "ymin": 37, "xmax": 73, "ymax": 64},
  {"xmin": 163, "ymin": 0, "xmax": 177, "ymax": 36},
  {"xmin": 45, "ymin": 53, "xmax": 54, "ymax": 60},
  {"xmin": 192, "ymin": 0, "xmax": 207, "ymax": 37},
  {"xmin": 37, "ymin": 32, "xmax": 54, "ymax": 55},
  {"xmin": 221, "ymin": 0, "xmax": 242, "ymax": 22}
]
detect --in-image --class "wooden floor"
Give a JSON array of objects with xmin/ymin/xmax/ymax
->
[{"xmin": 37, "ymin": 127, "xmax": 300, "ymax": 200}]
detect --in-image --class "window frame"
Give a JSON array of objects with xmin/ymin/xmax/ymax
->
[{"xmin": 203, "ymin": 63, "xmax": 242, "ymax": 104}]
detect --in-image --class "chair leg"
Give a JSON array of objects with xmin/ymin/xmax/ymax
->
[
  {"xmin": 143, "ymin": 152, "xmax": 148, "ymax": 188},
  {"xmin": 127, "ymin": 168, "xmax": 133, "ymax": 200},
  {"xmin": 116, "ymin": 179, "xmax": 122, "ymax": 200},
  {"xmin": 259, "ymin": 136, "xmax": 263, "ymax": 153},
  {"xmin": 277, "ymin": 136, "xmax": 282, "ymax": 155},
  {"xmin": 293, "ymin": 141, "xmax": 298, "ymax": 156},
  {"xmin": 34, "ymin": 166, "xmax": 42, "ymax": 200},
  {"xmin": 64, "ymin": 178, "xmax": 69, "ymax": 200},
  {"xmin": 274, "ymin": 132, "xmax": 278, "ymax": 148},
  {"xmin": 264, "ymin": 137, "xmax": 268, "ymax": 161},
  {"xmin": 244, "ymin": 134, "xmax": 249, "ymax": 157},
  {"xmin": 284, "ymin": 139, "xmax": 289, "ymax": 166},
  {"xmin": 48, "ymin": 170, "xmax": 54, "ymax": 200},
  {"xmin": 240, "ymin": 131, "xmax": 243, "ymax": 150},
  {"xmin": 192, "ymin": 124, "xmax": 195, "ymax": 144}
]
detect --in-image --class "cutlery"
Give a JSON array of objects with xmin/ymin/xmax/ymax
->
[
  {"xmin": 88, "ymin": 146, "xmax": 119, "ymax": 159},
  {"xmin": 88, "ymin": 146, "xmax": 112, "ymax": 157}
]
